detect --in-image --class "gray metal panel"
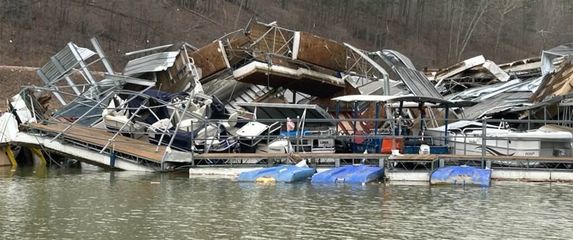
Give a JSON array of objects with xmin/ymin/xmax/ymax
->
[
  {"xmin": 38, "ymin": 44, "xmax": 96, "ymax": 83},
  {"xmin": 395, "ymin": 66, "xmax": 442, "ymax": 98},
  {"xmin": 123, "ymin": 51, "xmax": 179, "ymax": 76},
  {"xmin": 381, "ymin": 49, "xmax": 416, "ymax": 70},
  {"xmin": 463, "ymin": 92, "xmax": 532, "ymax": 119}
]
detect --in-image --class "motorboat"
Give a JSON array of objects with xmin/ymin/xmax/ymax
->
[{"xmin": 427, "ymin": 121, "xmax": 573, "ymax": 158}]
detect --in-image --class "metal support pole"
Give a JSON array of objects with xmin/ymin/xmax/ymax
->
[
  {"xmin": 374, "ymin": 102, "xmax": 380, "ymax": 135},
  {"xmin": 155, "ymin": 102, "xmax": 181, "ymax": 151},
  {"xmin": 160, "ymin": 94, "xmax": 194, "ymax": 171},
  {"xmin": 335, "ymin": 101, "xmax": 340, "ymax": 134},
  {"xmin": 51, "ymin": 91, "xmax": 115, "ymax": 142},
  {"xmin": 190, "ymin": 120, "xmax": 195, "ymax": 166},
  {"xmin": 90, "ymin": 37, "xmax": 115, "ymax": 74},
  {"xmin": 67, "ymin": 42, "xmax": 97, "ymax": 85},
  {"xmin": 527, "ymin": 110, "xmax": 531, "ymax": 130},
  {"xmin": 99, "ymin": 99, "xmax": 149, "ymax": 153},
  {"xmin": 481, "ymin": 118, "xmax": 487, "ymax": 168},
  {"xmin": 374, "ymin": 102, "xmax": 380, "ymax": 150},
  {"xmin": 352, "ymin": 101, "xmax": 357, "ymax": 153},
  {"xmin": 383, "ymin": 74, "xmax": 390, "ymax": 95},
  {"xmin": 444, "ymin": 107, "xmax": 449, "ymax": 145},
  {"xmin": 352, "ymin": 101, "xmax": 357, "ymax": 135}
]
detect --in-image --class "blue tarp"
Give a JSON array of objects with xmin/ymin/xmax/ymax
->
[
  {"xmin": 430, "ymin": 165, "xmax": 491, "ymax": 187},
  {"xmin": 311, "ymin": 165, "xmax": 384, "ymax": 184},
  {"xmin": 238, "ymin": 165, "xmax": 315, "ymax": 183}
]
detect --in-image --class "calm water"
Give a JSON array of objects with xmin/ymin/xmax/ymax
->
[{"xmin": 1, "ymin": 167, "xmax": 573, "ymax": 239}]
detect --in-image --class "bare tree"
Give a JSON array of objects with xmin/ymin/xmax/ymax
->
[{"xmin": 494, "ymin": 0, "xmax": 521, "ymax": 52}]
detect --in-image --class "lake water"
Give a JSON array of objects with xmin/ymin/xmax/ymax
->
[{"xmin": 1, "ymin": 167, "xmax": 573, "ymax": 239}]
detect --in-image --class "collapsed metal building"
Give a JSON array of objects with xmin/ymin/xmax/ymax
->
[{"xmin": 2, "ymin": 20, "xmax": 573, "ymax": 173}]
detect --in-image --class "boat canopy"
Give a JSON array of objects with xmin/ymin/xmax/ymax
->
[{"xmin": 237, "ymin": 102, "xmax": 336, "ymax": 126}]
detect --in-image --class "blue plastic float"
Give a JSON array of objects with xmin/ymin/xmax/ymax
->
[
  {"xmin": 238, "ymin": 165, "xmax": 315, "ymax": 183},
  {"xmin": 430, "ymin": 165, "xmax": 492, "ymax": 187},
  {"xmin": 311, "ymin": 165, "xmax": 384, "ymax": 184}
]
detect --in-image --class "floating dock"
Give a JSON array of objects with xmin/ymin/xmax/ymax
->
[
  {"xmin": 14, "ymin": 122, "xmax": 166, "ymax": 171},
  {"xmin": 8, "ymin": 121, "xmax": 573, "ymax": 184}
]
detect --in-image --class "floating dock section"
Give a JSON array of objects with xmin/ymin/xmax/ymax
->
[{"xmin": 15, "ymin": 122, "xmax": 167, "ymax": 171}]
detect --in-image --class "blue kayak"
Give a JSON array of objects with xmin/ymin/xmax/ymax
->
[
  {"xmin": 311, "ymin": 165, "xmax": 384, "ymax": 184},
  {"xmin": 430, "ymin": 165, "xmax": 492, "ymax": 187},
  {"xmin": 238, "ymin": 165, "xmax": 315, "ymax": 183}
]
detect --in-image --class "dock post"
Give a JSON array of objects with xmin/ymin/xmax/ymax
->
[
  {"xmin": 481, "ymin": 118, "xmax": 487, "ymax": 168},
  {"xmin": 191, "ymin": 121, "xmax": 195, "ymax": 167}
]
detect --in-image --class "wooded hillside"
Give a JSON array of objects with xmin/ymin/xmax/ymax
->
[{"xmin": 1, "ymin": 0, "xmax": 572, "ymax": 68}]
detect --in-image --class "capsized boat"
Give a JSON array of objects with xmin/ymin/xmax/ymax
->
[
  {"xmin": 311, "ymin": 165, "xmax": 384, "ymax": 184},
  {"xmin": 430, "ymin": 165, "xmax": 491, "ymax": 187},
  {"xmin": 238, "ymin": 161, "xmax": 315, "ymax": 183}
]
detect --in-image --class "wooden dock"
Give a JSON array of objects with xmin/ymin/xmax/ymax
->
[{"xmin": 28, "ymin": 122, "xmax": 165, "ymax": 162}]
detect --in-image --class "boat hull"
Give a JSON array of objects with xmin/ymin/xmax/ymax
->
[
  {"xmin": 238, "ymin": 165, "xmax": 315, "ymax": 183},
  {"xmin": 431, "ymin": 166, "xmax": 491, "ymax": 187},
  {"xmin": 311, "ymin": 165, "xmax": 384, "ymax": 184}
]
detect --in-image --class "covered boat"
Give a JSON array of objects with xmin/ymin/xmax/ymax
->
[
  {"xmin": 238, "ymin": 164, "xmax": 315, "ymax": 183},
  {"xmin": 311, "ymin": 165, "xmax": 384, "ymax": 184},
  {"xmin": 430, "ymin": 165, "xmax": 491, "ymax": 187}
]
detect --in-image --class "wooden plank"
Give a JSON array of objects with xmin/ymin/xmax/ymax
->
[
  {"xmin": 189, "ymin": 41, "xmax": 229, "ymax": 82},
  {"xmin": 28, "ymin": 122, "xmax": 165, "ymax": 162},
  {"xmin": 294, "ymin": 31, "xmax": 347, "ymax": 71}
]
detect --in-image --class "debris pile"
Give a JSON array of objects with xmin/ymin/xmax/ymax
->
[{"xmin": 2, "ymin": 20, "xmax": 573, "ymax": 171}]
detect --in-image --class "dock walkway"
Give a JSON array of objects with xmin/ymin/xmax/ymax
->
[{"xmin": 27, "ymin": 122, "xmax": 165, "ymax": 163}]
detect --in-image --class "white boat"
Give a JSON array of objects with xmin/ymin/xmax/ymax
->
[{"xmin": 427, "ymin": 121, "xmax": 573, "ymax": 160}]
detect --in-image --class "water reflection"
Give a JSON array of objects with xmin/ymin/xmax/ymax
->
[{"xmin": 0, "ymin": 169, "xmax": 572, "ymax": 239}]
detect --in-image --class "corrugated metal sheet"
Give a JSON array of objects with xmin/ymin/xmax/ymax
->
[
  {"xmin": 123, "ymin": 51, "xmax": 179, "ymax": 77},
  {"xmin": 394, "ymin": 67, "xmax": 442, "ymax": 98},
  {"xmin": 462, "ymin": 92, "xmax": 532, "ymax": 119},
  {"xmin": 380, "ymin": 50, "xmax": 416, "ymax": 70},
  {"xmin": 37, "ymin": 44, "xmax": 96, "ymax": 83}
]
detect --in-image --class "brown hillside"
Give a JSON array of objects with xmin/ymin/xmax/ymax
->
[{"xmin": 1, "ymin": 0, "xmax": 572, "ymax": 70}]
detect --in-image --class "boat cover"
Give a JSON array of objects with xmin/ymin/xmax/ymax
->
[
  {"xmin": 238, "ymin": 165, "xmax": 315, "ymax": 183},
  {"xmin": 311, "ymin": 165, "xmax": 384, "ymax": 184},
  {"xmin": 430, "ymin": 165, "xmax": 491, "ymax": 187}
]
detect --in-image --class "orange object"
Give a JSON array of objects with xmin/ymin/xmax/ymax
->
[{"xmin": 381, "ymin": 137, "xmax": 404, "ymax": 154}]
